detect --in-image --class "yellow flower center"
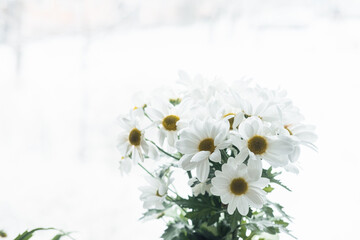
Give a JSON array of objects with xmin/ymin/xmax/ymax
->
[
  {"xmin": 162, "ymin": 115, "xmax": 180, "ymax": 131},
  {"xmin": 223, "ymin": 113, "xmax": 236, "ymax": 130},
  {"xmin": 248, "ymin": 135, "xmax": 267, "ymax": 155},
  {"xmin": 198, "ymin": 138, "xmax": 215, "ymax": 153},
  {"xmin": 129, "ymin": 128, "xmax": 141, "ymax": 146},
  {"xmin": 230, "ymin": 177, "xmax": 248, "ymax": 195}
]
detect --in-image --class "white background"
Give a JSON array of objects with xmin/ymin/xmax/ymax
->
[{"xmin": 1, "ymin": 0, "xmax": 360, "ymax": 239}]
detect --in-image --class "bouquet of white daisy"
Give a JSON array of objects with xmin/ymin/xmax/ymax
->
[{"xmin": 117, "ymin": 72, "xmax": 317, "ymax": 240}]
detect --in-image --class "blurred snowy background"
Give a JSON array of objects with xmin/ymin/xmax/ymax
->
[{"xmin": 1, "ymin": 0, "xmax": 360, "ymax": 239}]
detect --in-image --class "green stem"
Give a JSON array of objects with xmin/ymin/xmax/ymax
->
[
  {"xmin": 145, "ymin": 138, "xmax": 180, "ymax": 160},
  {"xmin": 187, "ymin": 171, "xmax": 192, "ymax": 179},
  {"xmin": 166, "ymin": 196, "xmax": 187, "ymax": 214},
  {"xmin": 232, "ymin": 225, "xmax": 240, "ymax": 240},
  {"xmin": 138, "ymin": 163, "xmax": 154, "ymax": 177}
]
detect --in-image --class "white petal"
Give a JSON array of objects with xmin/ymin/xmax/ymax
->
[
  {"xmin": 245, "ymin": 189, "xmax": 265, "ymax": 208},
  {"xmin": 191, "ymin": 151, "xmax": 210, "ymax": 163},
  {"xmin": 284, "ymin": 163, "xmax": 300, "ymax": 174},
  {"xmin": 249, "ymin": 178, "xmax": 270, "ymax": 188},
  {"xmin": 263, "ymin": 152, "xmax": 288, "ymax": 167},
  {"xmin": 176, "ymin": 139, "xmax": 198, "ymax": 154},
  {"xmin": 166, "ymin": 131, "xmax": 176, "ymax": 147},
  {"xmin": 210, "ymin": 186, "xmax": 222, "ymax": 196},
  {"xmin": 210, "ymin": 150, "xmax": 221, "ymax": 163},
  {"xmin": 214, "ymin": 129, "xmax": 227, "ymax": 146},
  {"xmin": 289, "ymin": 145, "xmax": 300, "ymax": 163},
  {"xmin": 221, "ymin": 192, "xmax": 233, "ymax": 204},
  {"xmin": 233, "ymin": 113, "xmax": 244, "ymax": 128},
  {"xmin": 234, "ymin": 149, "xmax": 249, "ymax": 164},
  {"xmin": 227, "ymin": 196, "xmax": 237, "ymax": 214},
  {"xmin": 248, "ymin": 159, "xmax": 263, "ymax": 180},
  {"xmin": 180, "ymin": 130, "xmax": 201, "ymax": 141},
  {"xmin": 146, "ymin": 107, "xmax": 164, "ymax": 120},
  {"xmin": 148, "ymin": 143, "xmax": 159, "ymax": 160},
  {"xmin": 212, "ymin": 176, "xmax": 230, "ymax": 188},
  {"xmin": 179, "ymin": 154, "xmax": 197, "ymax": 170},
  {"xmin": 230, "ymin": 134, "xmax": 245, "ymax": 149},
  {"xmin": 237, "ymin": 196, "xmax": 249, "ymax": 216},
  {"xmin": 267, "ymin": 138, "xmax": 294, "ymax": 155},
  {"xmin": 196, "ymin": 159, "xmax": 210, "ymax": 182},
  {"xmin": 158, "ymin": 129, "xmax": 166, "ymax": 146},
  {"xmin": 141, "ymin": 140, "xmax": 149, "ymax": 155},
  {"xmin": 243, "ymin": 123, "xmax": 255, "ymax": 139}
]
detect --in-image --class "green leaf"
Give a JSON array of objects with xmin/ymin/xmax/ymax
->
[
  {"xmin": 161, "ymin": 222, "xmax": 187, "ymax": 240},
  {"xmin": 262, "ymin": 167, "xmax": 291, "ymax": 191},
  {"xmin": 14, "ymin": 228, "xmax": 73, "ymax": 240},
  {"xmin": 15, "ymin": 228, "xmax": 51, "ymax": 240},
  {"xmin": 229, "ymin": 211, "xmax": 242, "ymax": 232},
  {"xmin": 139, "ymin": 208, "xmax": 167, "ymax": 221},
  {"xmin": 267, "ymin": 201, "xmax": 293, "ymax": 222},
  {"xmin": 263, "ymin": 185, "xmax": 274, "ymax": 193},
  {"xmin": 51, "ymin": 234, "xmax": 64, "ymax": 240},
  {"xmin": 0, "ymin": 230, "xmax": 7, "ymax": 238}
]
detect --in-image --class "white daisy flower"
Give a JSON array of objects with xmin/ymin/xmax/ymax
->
[
  {"xmin": 118, "ymin": 155, "xmax": 133, "ymax": 175},
  {"xmin": 283, "ymin": 123, "xmax": 317, "ymax": 151},
  {"xmin": 210, "ymin": 162, "xmax": 269, "ymax": 215},
  {"xmin": 231, "ymin": 117, "xmax": 294, "ymax": 176},
  {"xmin": 279, "ymin": 123, "xmax": 317, "ymax": 174},
  {"xmin": 228, "ymin": 88, "xmax": 281, "ymax": 123},
  {"xmin": 176, "ymin": 119, "xmax": 231, "ymax": 183},
  {"xmin": 188, "ymin": 177, "xmax": 212, "ymax": 197},
  {"xmin": 145, "ymin": 99, "xmax": 189, "ymax": 147},
  {"xmin": 117, "ymin": 113, "xmax": 156, "ymax": 163},
  {"xmin": 207, "ymin": 98, "xmax": 244, "ymax": 130},
  {"xmin": 177, "ymin": 71, "xmax": 228, "ymax": 106},
  {"xmin": 139, "ymin": 176, "xmax": 172, "ymax": 210}
]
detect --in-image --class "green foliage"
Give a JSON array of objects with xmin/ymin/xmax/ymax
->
[
  {"xmin": 0, "ymin": 230, "xmax": 6, "ymax": 238},
  {"xmin": 14, "ymin": 228, "xmax": 74, "ymax": 240},
  {"xmin": 262, "ymin": 167, "xmax": 291, "ymax": 192},
  {"xmin": 169, "ymin": 98, "xmax": 182, "ymax": 106},
  {"xmin": 263, "ymin": 185, "xmax": 274, "ymax": 193},
  {"xmin": 161, "ymin": 221, "xmax": 189, "ymax": 240},
  {"xmin": 140, "ymin": 208, "xmax": 167, "ymax": 221},
  {"xmin": 173, "ymin": 194, "xmax": 222, "ymax": 228}
]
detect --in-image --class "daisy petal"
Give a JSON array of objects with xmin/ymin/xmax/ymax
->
[
  {"xmin": 210, "ymin": 150, "xmax": 221, "ymax": 163},
  {"xmin": 196, "ymin": 159, "xmax": 210, "ymax": 182},
  {"xmin": 248, "ymin": 159, "xmax": 262, "ymax": 180},
  {"xmin": 237, "ymin": 196, "xmax": 249, "ymax": 216},
  {"xmin": 246, "ymin": 189, "xmax": 265, "ymax": 208},
  {"xmin": 191, "ymin": 151, "xmax": 210, "ymax": 163}
]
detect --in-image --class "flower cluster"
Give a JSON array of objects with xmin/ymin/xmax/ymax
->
[{"xmin": 117, "ymin": 72, "xmax": 317, "ymax": 240}]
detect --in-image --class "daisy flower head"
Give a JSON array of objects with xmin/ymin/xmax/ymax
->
[
  {"xmin": 176, "ymin": 118, "xmax": 231, "ymax": 183},
  {"xmin": 231, "ymin": 116, "xmax": 294, "ymax": 174},
  {"xmin": 117, "ymin": 112, "xmax": 156, "ymax": 163},
  {"xmin": 177, "ymin": 71, "xmax": 228, "ymax": 106},
  {"xmin": 118, "ymin": 155, "xmax": 133, "ymax": 176},
  {"xmin": 228, "ymin": 87, "xmax": 281, "ymax": 123},
  {"xmin": 145, "ymin": 98, "xmax": 189, "ymax": 147},
  {"xmin": 207, "ymin": 98, "xmax": 244, "ymax": 130},
  {"xmin": 139, "ymin": 176, "xmax": 172, "ymax": 210},
  {"xmin": 278, "ymin": 123, "xmax": 318, "ymax": 173},
  {"xmin": 210, "ymin": 162, "xmax": 269, "ymax": 215}
]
